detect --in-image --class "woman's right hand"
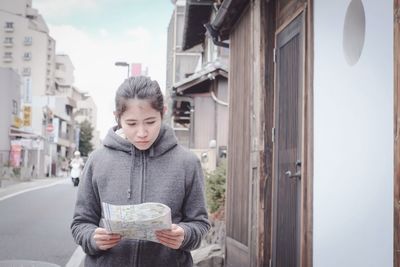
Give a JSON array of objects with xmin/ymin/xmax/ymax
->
[{"xmin": 93, "ymin": 227, "xmax": 122, "ymax": 250}]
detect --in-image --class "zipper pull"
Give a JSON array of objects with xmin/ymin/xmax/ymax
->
[{"xmin": 127, "ymin": 189, "xmax": 132, "ymax": 199}]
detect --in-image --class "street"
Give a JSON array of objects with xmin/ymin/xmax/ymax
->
[{"xmin": 0, "ymin": 178, "xmax": 79, "ymax": 266}]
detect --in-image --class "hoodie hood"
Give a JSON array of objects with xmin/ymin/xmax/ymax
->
[{"xmin": 102, "ymin": 123, "xmax": 178, "ymax": 157}]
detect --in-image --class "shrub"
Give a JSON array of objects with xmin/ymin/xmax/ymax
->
[{"xmin": 205, "ymin": 160, "xmax": 226, "ymax": 214}]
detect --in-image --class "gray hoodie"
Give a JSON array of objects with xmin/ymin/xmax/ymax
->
[{"xmin": 71, "ymin": 123, "xmax": 210, "ymax": 267}]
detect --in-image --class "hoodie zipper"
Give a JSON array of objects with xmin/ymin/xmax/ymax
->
[
  {"xmin": 140, "ymin": 151, "xmax": 147, "ymax": 202},
  {"xmin": 137, "ymin": 151, "xmax": 147, "ymax": 267},
  {"xmin": 127, "ymin": 146, "xmax": 135, "ymax": 199}
]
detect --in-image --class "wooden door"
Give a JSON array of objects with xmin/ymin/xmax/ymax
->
[{"xmin": 272, "ymin": 12, "xmax": 305, "ymax": 267}]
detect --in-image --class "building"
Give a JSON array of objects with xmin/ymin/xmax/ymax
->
[
  {"xmin": 0, "ymin": 0, "xmax": 55, "ymax": 177},
  {"xmin": 167, "ymin": 0, "xmax": 230, "ymax": 171},
  {"xmin": 75, "ymin": 96, "xmax": 101, "ymax": 150},
  {"xmin": 51, "ymin": 54, "xmax": 100, "ymax": 172},
  {"xmin": 0, "ymin": 0, "xmax": 55, "ymax": 97},
  {"xmin": 188, "ymin": 0, "xmax": 395, "ymax": 266},
  {"xmin": 0, "ymin": 68, "xmax": 21, "ymax": 166},
  {"xmin": 165, "ymin": 0, "xmax": 203, "ymax": 125}
]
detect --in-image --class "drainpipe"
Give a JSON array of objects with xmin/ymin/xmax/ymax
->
[
  {"xmin": 204, "ymin": 0, "xmax": 232, "ymax": 48},
  {"xmin": 204, "ymin": 23, "xmax": 229, "ymax": 48}
]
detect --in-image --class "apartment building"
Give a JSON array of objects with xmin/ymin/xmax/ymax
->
[
  {"xmin": 0, "ymin": 0, "xmax": 55, "ymax": 99},
  {"xmin": 0, "ymin": 0, "xmax": 56, "ymax": 176}
]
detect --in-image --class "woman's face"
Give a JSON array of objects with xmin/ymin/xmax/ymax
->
[{"xmin": 119, "ymin": 99, "xmax": 163, "ymax": 150}]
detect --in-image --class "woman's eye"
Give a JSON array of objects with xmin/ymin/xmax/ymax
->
[
  {"xmin": 127, "ymin": 123, "xmax": 136, "ymax": 126},
  {"xmin": 147, "ymin": 121, "xmax": 156, "ymax": 125}
]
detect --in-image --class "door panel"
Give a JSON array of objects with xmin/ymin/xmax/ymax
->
[{"xmin": 272, "ymin": 12, "xmax": 304, "ymax": 267}]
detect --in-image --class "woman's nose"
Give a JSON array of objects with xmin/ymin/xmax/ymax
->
[{"xmin": 136, "ymin": 126, "xmax": 147, "ymax": 137}]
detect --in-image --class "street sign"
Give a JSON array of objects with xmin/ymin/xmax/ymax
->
[{"xmin": 46, "ymin": 124, "xmax": 54, "ymax": 133}]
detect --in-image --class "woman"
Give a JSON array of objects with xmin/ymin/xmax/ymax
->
[{"xmin": 71, "ymin": 76, "xmax": 210, "ymax": 266}]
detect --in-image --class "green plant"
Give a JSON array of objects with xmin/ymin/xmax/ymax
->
[
  {"xmin": 79, "ymin": 120, "xmax": 94, "ymax": 157},
  {"xmin": 205, "ymin": 160, "xmax": 227, "ymax": 214},
  {"xmin": 12, "ymin": 167, "xmax": 20, "ymax": 176}
]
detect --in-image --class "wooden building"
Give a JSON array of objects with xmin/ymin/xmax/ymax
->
[
  {"xmin": 184, "ymin": 0, "xmax": 399, "ymax": 266},
  {"xmin": 171, "ymin": 0, "xmax": 230, "ymax": 171}
]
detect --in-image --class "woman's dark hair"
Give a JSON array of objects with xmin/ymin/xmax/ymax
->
[{"xmin": 114, "ymin": 76, "xmax": 164, "ymax": 126}]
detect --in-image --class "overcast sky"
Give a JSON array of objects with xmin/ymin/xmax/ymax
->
[{"xmin": 33, "ymin": 0, "xmax": 174, "ymax": 139}]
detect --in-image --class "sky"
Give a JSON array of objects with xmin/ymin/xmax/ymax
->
[{"xmin": 32, "ymin": 0, "xmax": 174, "ymax": 140}]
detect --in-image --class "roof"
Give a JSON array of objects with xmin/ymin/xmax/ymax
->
[
  {"xmin": 181, "ymin": 0, "xmax": 214, "ymax": 50},
  {"xmin": 173, "ymin": 61, "xmax": 228, "ymax": 94},
  {"xmin": 211, "ymin": 0, "xmax": 250, "ymax": 40}
]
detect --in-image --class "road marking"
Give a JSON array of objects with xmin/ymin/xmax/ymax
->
[
  {"xmin": 0, "ymin": 179, "xmax": 68, "ymax": 202},
  {"xmin": 65, "ymin": 246, "xmax": 85, "ymax": 267}
]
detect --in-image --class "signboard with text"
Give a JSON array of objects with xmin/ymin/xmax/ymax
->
[{"xmin": 23, "ymin": 105, "xmax": 32, "ymax": 127}]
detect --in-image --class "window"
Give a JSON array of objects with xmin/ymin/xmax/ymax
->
[
  {"xmin": 22, "ymin": 67, "xmax": 31, "ymax": 76},
  {"xmin": 343, "ymin": 0, "xmax": 365, "ymax": 66},
  {"xmin": 23, "ymin": 52, "xmax": 31, "ymax": 61},
  {"xmin": 24, "ymin": 36, "xmax": 32, "ymax": 45},
  {"xmin": 65, "ymin": 105, "xmax": 73, "ymax": 116},
  {"xmin": 5, "ymin": 22, "xmax": 14, "ymax": 30},
  {"xmin": 4, "ymin": 52, "xmax": 12, "ymax": 58},
  {"xmin": 4, "ymin": 37, "xmax": 13, "ymax": 44}
]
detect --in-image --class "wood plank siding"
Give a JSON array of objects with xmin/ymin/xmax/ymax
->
[
  {"xmin": 395, "ymin": 0, "xmax": 400, "ymax": 266},
  {"xmin": 302, "ymin": 1, "xmax": 313, "ymax": 266},
  {"xmin": 226, "ymin": 5, "xmax": 252, "ymax": 267},
  {"xmin": 224, "ymin": 0, "xmax": 313, "ymax": 266},
  {"xmin": 261, "ymin": 1, "xmax": 277, "ymax": 266}
]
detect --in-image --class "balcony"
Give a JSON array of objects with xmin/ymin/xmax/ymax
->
[{"xmin": 4, "ymin": 42, "xmax": 13, "ymax": 48}]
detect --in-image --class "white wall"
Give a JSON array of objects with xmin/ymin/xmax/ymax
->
[{"xmin": 313, "ymin": 1, "xmax": 393, "ymax": 266}]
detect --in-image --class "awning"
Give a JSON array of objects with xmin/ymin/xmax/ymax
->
[
  {"xmin": 173, "ymin": 62, "xmax": 228, "ymax": 94},
  {"xmin": 9, "ymin": 127, "xmax": 43, "ymax": 139}
]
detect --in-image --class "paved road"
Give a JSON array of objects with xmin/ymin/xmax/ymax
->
[{"xmin": 0, "ymin": 178, "xmax": 79, "ymax": 266}]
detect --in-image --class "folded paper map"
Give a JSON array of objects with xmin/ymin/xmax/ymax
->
[{"xmin": 101, "ymin": 202, "xmax": 172, "ymax": 243}]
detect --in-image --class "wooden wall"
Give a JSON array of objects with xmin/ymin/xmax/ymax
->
[{"xmin": 226, "ymin": 5, "xmax": 252, "ymax": 266}]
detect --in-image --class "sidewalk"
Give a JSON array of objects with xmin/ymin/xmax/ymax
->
[{"xmin": 0, "ymin": 176, "xmax": 67, "ymax": 201}]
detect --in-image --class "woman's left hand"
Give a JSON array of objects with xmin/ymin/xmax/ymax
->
[{"xmin": 155, "ymin": 224, "xmax": 185, "ymax": 249}]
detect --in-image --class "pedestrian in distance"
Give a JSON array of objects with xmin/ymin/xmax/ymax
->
[
  {"xmin": 71, "ymin": 76, "xmax": 210, "ymax": 267},
  {"xmin": 70, "ymin": 151, "xmax": 84, "ymax": 186}
]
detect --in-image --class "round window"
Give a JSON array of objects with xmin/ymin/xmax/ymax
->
[{"xmin": 343, "ymin": 0, "xmax": 366, "ymax": 66}]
